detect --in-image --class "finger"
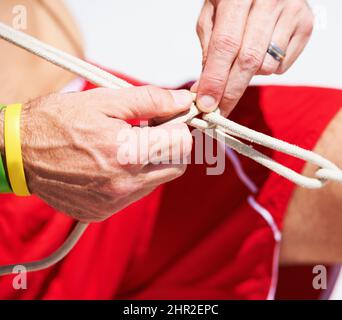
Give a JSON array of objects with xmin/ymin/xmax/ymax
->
[
  {"xmin": 83, "ymin": 86, "xmax": 193, "ymax": 120},
  {"xmin": 196, "ymin": 0, "xmax": 253, "ymax": 112},
  {"xmin": 258, "ymin": 5, "xmax": 298, "ymax": 75},
  {"xmin": 117, "ymin": 123, "xmax": 192, "ymax": 166},
  {"xmin": 275, "ymin": 9, "xmax": 314, "ymax": 74},
  {"xmin": 142, "ymin": 163, "xmax": 188, "ymax": 186},
  {"xmin": 221, "ymin": 0, "xmax": 281, "ymax": 115},
  {"xmin": 196, "ymin": 0, "xmax": 215, "ymax": 67},
  {"xmin": 146, "ymin": 123, "xmax": 192, "ymax": 165},
  {"xmin": 190, "ymin": 80, "xmax": 199, "ymax": 93}
]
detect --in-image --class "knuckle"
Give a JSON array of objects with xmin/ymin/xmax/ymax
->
[
  {"xmin": 261, "ymin": 61, "xmax": 278, "ymax": 75},
  {"xmin": 237, "ymin": 47, "xmax": 264, "ymax": 71},
  {"xmin": 212, "ymin": 34, "xmax": 240, "ymax": 57},
  {"xmin": 222, "ymin": 92, "xmax": 239, "ymax": 104},
  {"xmin": 144, "ymin": 85, "xmax": 172, "ymax": 113},
  {"xmin": 143, "ymin": 85, "xmax": 161, "ymax": 111},
  {"xmin": 196, "ymin": 22, "xmax": 204, "ymax": 37},
  {"xmin": 202, "ymin": 73, "xmax": 226, "ymax": 95},
  {"xmin": 112, "ymin": 178, "xmax": 141, "ymax": 198},
  {"xmin": 288, "ymin": 0, "xmax": 305, "ymax": 15},
  {"xmin": 302, "ymin": 13, "xmax": 315, "ymax": 35}
]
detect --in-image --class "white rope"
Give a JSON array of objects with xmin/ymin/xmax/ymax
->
[
  {"xmin": 205, "ymin": 113, "xmax": 342, "ymax": 187},
  {"xmin": 0, "ymin": 22, "xmax": 341, "ymax": 276},
  {"xmin": 0, "ymin": 223, "xmax": 88, "ymax": 276}
]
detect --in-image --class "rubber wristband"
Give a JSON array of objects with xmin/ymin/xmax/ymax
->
[
  {"xmin": 4, "ymin": 104, "xmax": 30, "ymax": 196},
  {"xmin": 0, "ymin": 105, "xmax": 12, "ymax": 193}
]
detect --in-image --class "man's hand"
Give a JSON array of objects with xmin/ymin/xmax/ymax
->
[
  {"xmin": 195, "ymin": 0, "xmax": 314, "ymax": 116},
  {"xmin": 19, "ymin": 86, "xmax": 193, "ymax": 222}
]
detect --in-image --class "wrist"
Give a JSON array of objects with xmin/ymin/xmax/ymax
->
[{"xmin": 0, "ymin": 107, "xmax": 4, "ymax": 155}]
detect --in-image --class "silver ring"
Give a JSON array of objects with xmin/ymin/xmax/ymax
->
[{"xmin": 267, "ymin": 42, "xmax": 286, "ymax": 62}]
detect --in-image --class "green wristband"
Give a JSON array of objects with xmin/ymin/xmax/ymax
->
[{"xmin": 0, "ymin": 105, "xmax": 12, "ymax": 193}]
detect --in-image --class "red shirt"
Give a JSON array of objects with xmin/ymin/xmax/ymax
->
[{"xmin": 0, "ymin": 73, "xmax": 341, "ymax": 299}]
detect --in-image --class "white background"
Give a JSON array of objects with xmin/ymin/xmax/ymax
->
[
  {"xmin": 64, "ymin": 0, "xmax": 342, "ymax": 299},
  {"xmin": 65, "ymin": 0, "xmax": 342, "ymax": 89}
]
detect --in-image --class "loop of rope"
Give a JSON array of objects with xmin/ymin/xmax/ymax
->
[
  {"xmin": 203, "ymin": 112, "xmax": 342, "ymax": 188},
  {"xmin": 0, "ymin": 22, "xmax": 341, "ymax": 276}
]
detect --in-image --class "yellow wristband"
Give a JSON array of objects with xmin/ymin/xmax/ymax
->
[{"xmin": 4, "ymin": 104, "xmax": 31, "ymax": 196}]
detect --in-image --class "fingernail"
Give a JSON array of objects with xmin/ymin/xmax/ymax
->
[
  {"xmin": 170, "ymin": 90, "xmax": 193, "ymax": 108},
  {"xmin": 198, "ymin": 95, "xmax": 217, "ymax": 112}
]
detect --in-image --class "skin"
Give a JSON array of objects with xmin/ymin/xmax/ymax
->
[
  {"xmin": 194, "ymin": 0, "xmax": 314, "ymax": 116},
  {"xmin": 0, "ymin": 0, "xmax": 194, "ymax": 222},
  {"xmin": 0, "ymin": 0, "xmax": 84, "ymax": 103},
  {"xmin": 280, "ymin": 110, "xmax": 342, "ymax": 265},
  {"xmin": 15, "ymin": 87, "xmax": 193, "ymax": 223},
  {"xmin": 0, "ymin": 86, "xmax": 194, "ymax": 223}
]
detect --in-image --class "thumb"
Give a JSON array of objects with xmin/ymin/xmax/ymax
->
[{"xmin": 85, "ymin": 86, "xmax": 193, "ymax": 120}]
